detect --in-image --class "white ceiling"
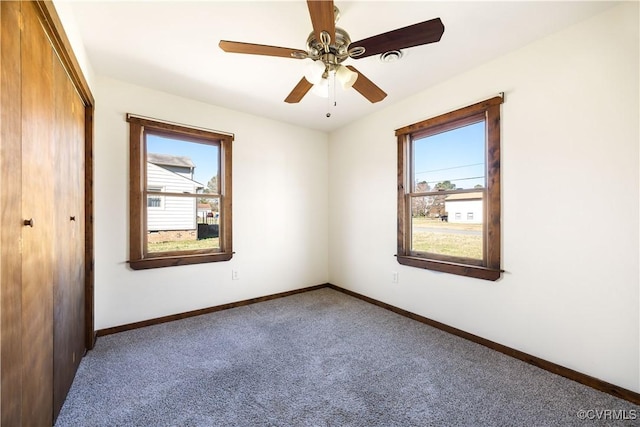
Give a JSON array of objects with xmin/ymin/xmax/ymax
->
[{"xmin": 64, "ymin": 1, "xmax": 617, "ymax": 132}]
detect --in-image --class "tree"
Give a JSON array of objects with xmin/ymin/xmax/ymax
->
[
  {"xmin": 429, "ymin": 180, "xmax": 457, "ymax": 218},
  {"xmin": 434, "ymin": 180, "xmax": 456, "ymax": 191},
  {"xmin": 206, "ymin": 175, "xmax": 218, "ymax": 193},
  {"xmin": 415, "ymin": 180, "xmax": 430, "ymax": 192},
  {"xmin": 199, "ymin": 175, "xmax": 219, "ymax": 213},
  {"xmin": 411, "ymin": 181, "xmax": 431, "ymax": 217}
]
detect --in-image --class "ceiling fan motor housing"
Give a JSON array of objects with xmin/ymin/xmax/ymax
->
[{"xmin": 306, "ymin": 27, "xmax": 353, "ymax": 68}]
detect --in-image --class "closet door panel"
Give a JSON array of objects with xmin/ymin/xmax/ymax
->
[
  {"xmin": 52, "ymin": 52, "xmax": 86, "ymax": 419},
  {"xmin": 20, "ymin": 3, "xmax": 55, "ymax": 425},
  {"xmin": 0, "ymin": 2, "xmax": 24, "ymax": 424}
]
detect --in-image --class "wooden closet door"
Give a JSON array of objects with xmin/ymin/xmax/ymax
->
[
  {"xmin": 2, "ymin": 1, "xmax": 92, "ymax": 424},
  {"xmin": 20, "ymin": 2, "xmax": 55, "ymax": 425},
  {"xmin": 52, "ymin": 52, "xmax": 86, "ymax": 419}
]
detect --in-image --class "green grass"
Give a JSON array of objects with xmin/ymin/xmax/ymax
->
[
  {"xmin": 412, "ymin": 217, "xmax": 482, "ymax": 231},
  {"xmin": 411, "ymin": 217, "xmax": 482, "ymax": 259},
  {"xmin": 148, "ymin": 238, "xmax": 219, "ymax": 253},
  {"xmin": 412, "ymin": 232, "xmax": 482, "ymax": 259}
]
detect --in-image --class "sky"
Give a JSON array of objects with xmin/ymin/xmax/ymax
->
[
  {"xmin": 144, "ymin": 121, "xmax": 483, "ymax": 191},
  {"xmin": 413, "ymin": 121, "xmax": 485, "ymax": 190},
  {"xmin": 146, "ymin": 134, "xmax": 219, "ymax": 185}
]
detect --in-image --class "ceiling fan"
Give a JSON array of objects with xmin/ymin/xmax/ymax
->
[{"xmin": 219, "ymin": 1, "xmax": 444, "ymax": 105}]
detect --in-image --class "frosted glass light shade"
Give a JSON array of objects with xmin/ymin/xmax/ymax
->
[
  {"xmin": 336, "ymin": 65, "xmax": 358, "ymax": 89},
  {"xmin": 311, "ymin": 78, "xmax": 329, "ymax": 98},
  {"xmin": 304, "ymin": 60, "xmax": 326, "ymax": 85}
]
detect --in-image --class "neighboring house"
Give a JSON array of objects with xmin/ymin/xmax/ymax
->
[
  {"xmin": 444, "ymin": 192, "xmax": 483, "ymax": 224},
  {"xmin": 147, "ymin": 153, "xmax": 204, "ymax": 232},
  {"xmin": 197, "ymin": 203, "xmax": 216, "ymax": 224},
  {"xmin": 197, "ymin": 203, "xmax": 212, "ymax": 218}
]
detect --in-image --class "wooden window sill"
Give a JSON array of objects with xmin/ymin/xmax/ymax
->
[
  {"xmin": 396, "ymin": 255, "xmax": 502, "ymax": 281},
  {"xmin": 129, "ymin": 252, "xmax": 233, "ymax": 270}
]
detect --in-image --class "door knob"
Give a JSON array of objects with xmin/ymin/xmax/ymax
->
[
  {"xmin": 23, "ymin": 218, "xmax": 34, "ymax": 227},
  {"xmin": 70, "ymin": 216, "xmax": 76, "ymax": 221}
]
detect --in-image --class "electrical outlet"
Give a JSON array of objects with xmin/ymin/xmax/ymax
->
[
  {"xmin": 392, "ymin": 271, "xmax": 399, "ymax": 283},
  {"xmin": 232, "ymin": 270, "xmax": 239, "ymax": 280}
]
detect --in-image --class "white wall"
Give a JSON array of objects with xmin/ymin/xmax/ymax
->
[
  {"xmin": 53, "ymin": 0, "xmax": 95, "ymax": 90},
  {"xmin": 94, "ymin": 77, "xmax": 328, "ymax": 330},
  {"xmin": 328, "ymin": 3, "xmax": 639, "ymax": 393}
]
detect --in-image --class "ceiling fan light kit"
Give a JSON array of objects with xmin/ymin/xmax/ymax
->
[
  {"xmin": 335, "ymin": 65, "xmax": 358, "ymax": 89},
  {"xmin": 219, "ymin": 0, "xmax": 445, "ymax": 108},
  {"xmin": 304, "ymin": 60, "xmax": 357, "ymax": 101},
  {"xmin": 304, "ymin": 59, "xmax": 327, "ymax": 85},
  {"xmin": 311, "ymin": 78, "xmax": 329, "ymax": 98}
]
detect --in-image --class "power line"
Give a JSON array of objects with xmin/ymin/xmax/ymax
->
[
  {"xmin": 414, "ymin": 162, "xmax": 483, "ymax": 175},
  {"xmin": 446, "ymin": 176, "xmax": 485, "ymax": 183},
  {"xmin": 416, "ymin": 176, "xmax": 485, "ymax": 185}
]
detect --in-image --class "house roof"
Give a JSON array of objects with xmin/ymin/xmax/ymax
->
[
  {"xmin": 445, "ymin": 192, "xmax": 483, "ymax": 201},
  {"xmin": 147, "ymin": 161, "xmax": 204, "ymax": 188},
  {"xmin": 148, "ymin": 153, "xmax": 195, "ymax": 169}
]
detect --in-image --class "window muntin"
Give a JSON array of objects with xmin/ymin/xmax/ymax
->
[
  {"xmin": 128, "ymin": 115, "xmax": 233, "ymax": 269},
  {"xmin": 396, "ymin": 97, "xmax": 502, "ymax": 280}
]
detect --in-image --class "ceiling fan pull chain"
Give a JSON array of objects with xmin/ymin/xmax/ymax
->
[
  {"xmin": 332, "ymin": 71, "xmax": 337, "ymax": 107},
  {"xmin": 326, "ymin": 71, "xmax": 337, "ymax": 118},
  {"xmin": 326, "ymin": 73, "xmax": 332, "ymax": 117}
]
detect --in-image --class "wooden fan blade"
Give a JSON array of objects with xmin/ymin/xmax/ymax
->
[
  {"xmin": 219, "ymin": 40, "xmax": 307, "ymax": 59},
  {"xmin": 350, "ymin": 18, "xmax": 444, "ymax": 59},
  {"xmin": 307, "ymin": 0, "xmax": 336, "ymax": 45},
  {"xmin": 284, "ymin": 77, "xmax": 313, "ymax": 103},
  {"xmin": 347, "ymin": 66, "xmax": 387, "ymax": 103}
]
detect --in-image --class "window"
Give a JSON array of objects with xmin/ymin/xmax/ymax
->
[
  {"xmin": 147, "ymin": 197, "xmax": 162, "ymax": 208},
  {"xmin": 127, "ymin": 114, "xmax": 233, "ymax": 269},
  {"xmin": 147, "ymin": 186, "xmax": 164, "ymax": 208},
  {"xmin": 396, "ymin": 97, "xmax": 502, "ymax": 280}
]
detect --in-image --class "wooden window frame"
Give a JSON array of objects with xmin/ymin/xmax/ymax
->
[
  {"xmin": 396, "ymin": 97, "xmax": 502, "ymax": 281},
  {"xmin": 127, "ymin": 115, "xmax": 233, "ymax": 270}
]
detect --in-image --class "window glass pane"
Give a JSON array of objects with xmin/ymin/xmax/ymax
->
[
  {"xmin": 196, "ymin": 196, "xmax": 221, "ymax": 248},
  {"xmin": 411, "ymin": 193, "xmax": 484, "ymax": 260},
  {"xmin": 146, "ymin": 133, "xmax": 219, "ymax": 195},
  {"xmin": 147, "ymin": 196, "xmax": 220, "ymax": 253},
  {"xmin": 413, "ymin": 121, "xmax": 485, "ymax": 191},
  {"xmin": 145, "ymin": 133, "xmax": 221, "ymax": 254}
]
